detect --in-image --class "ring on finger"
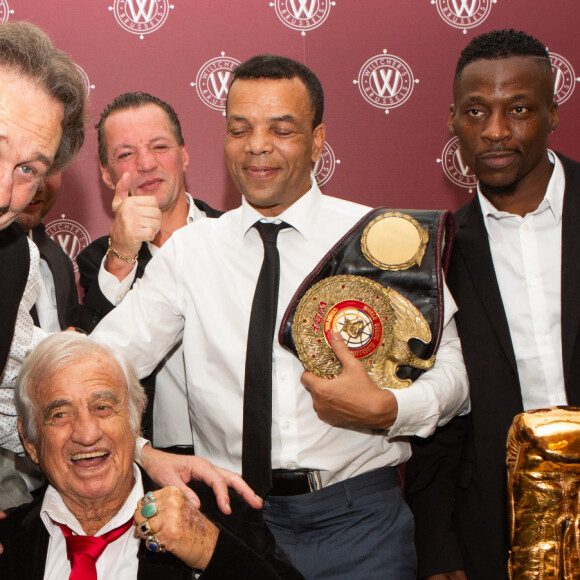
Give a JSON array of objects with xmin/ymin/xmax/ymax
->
[
  {"xmin": 145, "ymin": 534, "xmax": 166, "ymax": 553},
  {"xmin": 141, "ymin": 503, "xmax": 157, "ymax": 518},
  {"xmin": 137, "ymin": 519, "xmax": 156, "ymax": 538},
  {"xmin": 141, "ymin": 491, "xmax": 156, "ymax": 506}
]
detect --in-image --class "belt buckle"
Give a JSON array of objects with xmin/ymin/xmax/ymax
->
[{"xmin": 307, "ymin": 470, "xmax": 322, "ymax": 492}]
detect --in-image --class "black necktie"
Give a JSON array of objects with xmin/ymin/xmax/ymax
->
[{"xmin": 242, "ymin": 221, "xmax": 288, "ymax": 497}]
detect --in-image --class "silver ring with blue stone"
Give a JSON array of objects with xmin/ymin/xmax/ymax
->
[{"xmin": 145, "ymin": 534, "xmax": 166, "ymax": 553}]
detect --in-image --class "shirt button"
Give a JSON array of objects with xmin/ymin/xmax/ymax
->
[
  {"xmin": 283, "ymin": 421, "xmax": 290, "ymax": 429},
  {"xmin": 286, "ymin": 462, "xmax": 297, "ymax": 469}
]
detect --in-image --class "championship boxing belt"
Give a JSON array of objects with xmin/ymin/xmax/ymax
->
[
  {"xmin": 507, "ymin": 407, "xmax": 580, "ymax": 580},
  {"xmin": 279, "ymin": 208, "xmax": 453, "ymax": 389}
]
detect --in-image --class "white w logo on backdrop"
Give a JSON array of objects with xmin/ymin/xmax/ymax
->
[
  {"xmin": 208, "ymin": 71, "xmax": 231, "ymax": 99},
  {"xmin": 432, "ymin": 0, "xmax": 494, "ymax": 33},
  {"xmin": 126, "ymin": 0, "xmax": 156, "ymax": 22},
  {"xmin": 288, "ymin": 0, "xmax": 318, "ymax": 18},
  {"xmin": 271, "ymin": 0, "xmax": 333, "ymax": 34},
  {"xmin": 371, "ymin": 69, "xmax": 402, "ymax": 97},
  {"xmin": 110, "ymin": 0, "xmax": 172, "ymax": 38},
  {"xmin": 449, "ymin": 0, "xmax": 477, "ymax": 16},
  {"xmin": 355, "ymin": 51, "xmax": 417, "ymax": 114}
]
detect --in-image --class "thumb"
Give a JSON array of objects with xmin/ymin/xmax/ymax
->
[
  {"xmin": 327, "ymin": 331, "xmax": 357, "ymax": 369},
  {"xmin": 111, "ymin": 172, "xmax": 132, "ymax": 212}
]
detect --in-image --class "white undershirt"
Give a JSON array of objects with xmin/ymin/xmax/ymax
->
[{"xmin": 478, "ymin": 150, "xmax": 567, "ymax": 410}]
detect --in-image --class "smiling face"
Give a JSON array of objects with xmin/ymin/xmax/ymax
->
[
  {"xmin": 449, "ymin": 56, "xmax": 558, "ymax": 203},
  {"xmin": 21, "ymin": 353, "xmax": 137, "ymax": 515},
  {"xmin": 100, "ymin": 104, "xmax": 189, "ymax": 213},
  {"xmin": 0, "ymin": 67, "xmax": 64, "ymax": 230},
  {"xmin": 225, "ymin": 77, "xmax": 325, "ymax": 217}
]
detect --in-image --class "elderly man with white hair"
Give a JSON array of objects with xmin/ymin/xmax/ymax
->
[{"xmin": 0, "ymin": 332, "xmax": 302, "ymax": 579}]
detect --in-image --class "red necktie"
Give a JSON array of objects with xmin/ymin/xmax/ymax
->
[{"xmin": 57, "ymin": 518, "xmax": 134, "ymax": 580}]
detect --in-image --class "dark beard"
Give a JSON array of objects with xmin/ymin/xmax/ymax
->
[{"xmin": 479, "ymin": 179, "xmax": 518, "ymax": 197}]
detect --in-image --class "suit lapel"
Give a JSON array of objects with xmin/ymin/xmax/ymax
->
[
  {"xmin": 559, "ymin": 155, "xmax": 580, "ymax": 389},
  {"xmin": 31, "ymin": 224, "xmax": 72, "ymax": 329},
  {"xmin": 135, "ymin": 243, "xmax": 153, "ymax": 282},
  {"xmin": 11, "ymin": 501, "xmax": 50, "ymax": 580},
  {"xmin": 455, "ymin": 198, "xmax": 518, "ymax": 375}
]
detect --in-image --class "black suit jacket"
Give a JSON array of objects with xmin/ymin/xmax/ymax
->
[
  {"xmin": 31, "ymin": 223, "xmax": 79, "ymax": 329},
  {"xmin": 0, "ymin": 469, "xmax": 302, "ymax": 579},
  {"xmin": 76, "ymin": 198, "xmax": 222, "ymax": 441},
  {"xmin": 405, "ymin": 153, "xmax": 580, "ymax": 580},
  {"xmin": 0, "ymin": 221, "xmax": 78, "ymax": 377},
  {"xmin": 0, "ymin": 222, "xmax": 29, "ymax": 372}
]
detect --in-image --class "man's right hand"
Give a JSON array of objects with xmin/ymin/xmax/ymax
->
[
  {"xmin": 105, "ymin": 172, "xmax": 162, "ymax": 277},
  {"xmin": 425, "ymin": 572, "xmax": 468, "ymax": 580}
]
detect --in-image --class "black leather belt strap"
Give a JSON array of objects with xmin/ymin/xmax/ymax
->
[{"xmin": 270, "ymin": 469, "xmax": 322, "ymax": 496}]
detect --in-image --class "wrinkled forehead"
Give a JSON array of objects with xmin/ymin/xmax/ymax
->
[{"xmin": 36, "ymin": 353, "xmax": 127, "ymax": 409}]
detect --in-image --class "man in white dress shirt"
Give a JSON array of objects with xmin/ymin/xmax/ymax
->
[
  {"xmin": 405, "ymin": 29, "xmax": 580, "ymax": 580},
  {"xmin": 92, "ymin": 54, "xmax": 469, "ymax": 579}
]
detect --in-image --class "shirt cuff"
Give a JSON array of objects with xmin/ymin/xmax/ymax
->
[{"xmin": 97, "ymin": 255, "xmax": 138, "ymax": 305}]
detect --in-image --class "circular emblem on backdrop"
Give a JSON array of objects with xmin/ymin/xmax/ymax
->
[
  {"xmin": 270, "ymin": 0, "xmax": 334, "ymax": 35},
  {"xmin": 432, "ymin": 0, "xmax": 494, "ymax": 33},
  {"xmin": 110, "ymin": 0, "xmax": 173, "ymax": 39},
  {"xmin": 292, "ymin": 275, "xmax": 435, "ymax": 389},
  {"xmin": 0, "ymin": 0, "xmax": 14, "ymax": 22},
  {"xmin": 74, "ymin": 64, "xmax": 95, "ymax": 97},
  {"xmin": 45, "ymin": 217, "xmax": 91, "ymax": 273},
  {"xmin": 550, "ymin": 52, "xmax": 578, "ymax": 105},
  {"xmin": 361, "ymin": 212, "xmax": 428, "ymax": 271},
  {"xmin": 438, "ymin": 136, "xmax": 477, "ymax": 192},
  {"xmin": 313, "ymin": 142, "xmax": 338, "ymax": 187},
  {"xmin": 355, "ymin": 51, "xmax": 418, "ymax": 114},
  {"xmin": 192, "ymin": 54, "xmax": 240, "ymax": 112}
]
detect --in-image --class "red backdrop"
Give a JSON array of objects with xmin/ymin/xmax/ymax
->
[{"xmin": 8, "ymin": 0, "xmax": 579, "ymax": 272}]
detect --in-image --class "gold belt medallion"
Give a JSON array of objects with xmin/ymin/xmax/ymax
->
[{"xmin": 292, "ymin": 274, "xmax": 435, "ymax": 389}]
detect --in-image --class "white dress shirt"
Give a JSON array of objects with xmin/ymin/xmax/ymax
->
[
  {"xmin": 93, "ymin": 184, "xmax": 468, "ymax": 485},
  {"xmin": 478, "ymin": 151, "xmax": 567, "ymax": 411},
  {"xmin": 97, "ymin": 193, "xmax": 206, "ymax": 447},
  {"xmin": 28, "ymin": 229, "xmax": 62, "ymax": 334},
  {"xmin": 0, "ymin": 239, "xmax": 46, "ymax": 454},
  {"xmin": 41, "ymin": 464, "xmax": 143, "ymax": 580}
]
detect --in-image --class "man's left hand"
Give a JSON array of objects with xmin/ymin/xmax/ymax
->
[
  {"xmin": 139, "ymin": 446, "xmax": 263, "ymax": 514},
  {"xmin": 301, "ymin": 332, "xmax": 398, "ymax": 430}
]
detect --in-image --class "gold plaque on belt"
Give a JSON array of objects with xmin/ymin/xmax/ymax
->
[
  {"xmin": 361, "ymin": 212, "xmax": 428, "ymax": 271},
  {"xmin": 292, "ymin": 275, "xmax": 435, "ymax": 389}
]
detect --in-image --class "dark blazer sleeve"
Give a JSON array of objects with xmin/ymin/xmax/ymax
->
[
  {"xmin": 32, "ymin": 223, "xmax": 80, "ymax": 329},
  {"xmin": 405, "ymin": 415, "xmax": 470, "ymax": 578},
  {"xmin": 139, "ymin": 472, "xmax": 303, "ymax": 579},
  {"xmin": 76, "ymin": 235, "xmax": 115, "ymax": 332},
  {"xmin": 77, "ymin": 236, "xmax": 152, "ymax": 332}
]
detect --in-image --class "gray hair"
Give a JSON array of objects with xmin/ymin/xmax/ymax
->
[
  {"xmin": 0, "ymin": 21, "xmax": 87, "ymax": 172},
  {"xmin": 16, "ymin": 333, "xmax": 146, "ymax": 443}
]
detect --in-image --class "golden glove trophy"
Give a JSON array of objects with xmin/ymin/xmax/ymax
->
[{"xmin": 507, "ymin": 407, "xmax": 580, "ymax": 579}]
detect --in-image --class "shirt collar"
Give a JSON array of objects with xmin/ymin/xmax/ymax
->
[
  {"xmin": 240, "ymin": 177, "xmax": 323, "ymax": 240},
  {"xmin": 185, "ymin": 192, "xmax": 205, "ymax": 224},
  {"xmin": 40, "ymin": 463, "xmax": 144, "ymax": 537},
  {"xmin": 478, "ymin": 150, "xmax": 565, "ymax": 232}
]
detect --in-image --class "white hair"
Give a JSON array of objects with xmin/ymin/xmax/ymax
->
[{"xmin": 15, "ymin": 332, "xmax": 146, "ymax": 443}]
